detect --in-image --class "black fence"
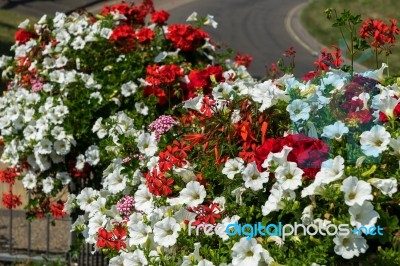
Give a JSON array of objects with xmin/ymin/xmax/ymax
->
[{"xmin": 0, "ymin": 207, "xmax": 108, "ymax": 265}]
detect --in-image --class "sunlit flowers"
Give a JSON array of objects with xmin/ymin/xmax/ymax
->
[
  {"xmin": 153, "ymin": 217, "xmax": 181, "ymax": 247},
  {"xmin": 341, "ymin": 176, "xmax": 373, "ymax": 206},
  {"xmin": 286, "ymin": 99, "xmax": 310, "ymax": 122},
  {"xmin": 222, "ymin": 157, "xmax": 245, "ymax": 179},
  {"xmin": 360, "ymin": 125, "xmax": 391, "ymax": 157},
  {"xmin": 333, "ymin": 232, "xmax": 368, "ymax": 259},
  {"xmin": 242, "ymin": 162, "xmax": 269, "ymax": 191},
  {"xmin": 321, "ymin": 121, "xmax": 349, "ymax": 140},
  {"xmin": 348, "ymin": 201, "xmax": 380, "ymax": 229}
]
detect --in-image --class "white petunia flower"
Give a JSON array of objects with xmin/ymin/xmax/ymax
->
[
  {"xmin": 286, "ymin": 99, "xmax": 310, "ymax": 122},
  {"xmin": 222, "ymin": 157, "xmax": 245, "ymax": 179},
  {"xmin": 242, "ymin": 162, "xmax": 269, "ymax": 191},
  {"xmin": 173, "ymin": 164, "xmax": 197, "ymax": 183},
  {"xmin": 56, "ymin": 172, "xmax": 71, "ymax": 185},
  {"xmin": 333, "ymin": 232, "xmax": 368, "ymax": 259},
  {"xmin": 123, "ymin": 250, "xmax": 148, "ymax": 265},
  {"xmin": 153, "ymin": 217, "xmax": 181, "ymax": 247},
  {"xmin": 121, "ymin": 81, "xmax": 138, "ymax": 97},
  {"xmin": 301, "ymin": 205, "xmax": 314, "ymax": 225},
  {"xmin": 87, "ymin": 211, "xmax": 107, "ymax": 238},
  {"xmin": 262, "ymin": 146, "xmax": 292, "ymax": 169},
  {"xmin": 173, "ymin": 208, "xmax": 197, "ymax": 225},
  {"xmin": 275, "ymin": 162, "xmax": 303, "ymax": 190},
  {"xmin": 301, "ymin": 180, "xmax": 325, "ymax": 198},
  {"xmin": 249, "ymin": 80, "xmax": 287, "ymax": 112},
  {"xmin": 378, "ymin": 94, "xmax": 399, "ymax": 119},
  {"xmin": 18, "ymin": 19, "xmax": 30, "ymax": 29},
  {"xmin": 341, "ymin": 176, "xmax": 373, "ymax": 206},
  {"xmin": 22, "ymin": 171, "xmax": 37, "ymax": 190},
  {"xmin": 186, "ymin": 12, "xmax": 198, "ymax": 22},
  {"xmin": 368, "ymin": 177, "xmax": 397, "ymax": 197},
  {"xmin": 134, "ymin": 185, "xmax": 154, "ymax": 214},
  {"xmin": 321, "ymin": 121, "xmax": 349, "ymax": 140},
  {"xmin": 349, "ymin": 201, "xmax": 380, "ymax": 229},
  {"xmin": 389, "ymin": 136, "xmax": 400, "ymax": 158},
  {"xmin": 128, "ymin": 221, "xmax": 152, "ymax": 246},
  {"xmin": 231, "ymin": 238, "xmax": 263, "ymax": 265},
  {"xmin": 262, "ymin": 183, "xmax": 295, "ymax": 215},
  {"xmin": 76, "ymin": 187, "xmax": 99, "ymax": 212},
  {"xmin": 36, "ymin": 138, "xmax": 52, "ymax": 154},
  {"xmin": 136, "ymin": 132, "xmax": 158, "ymax": 157},
  {"xmin": 75, "ymin": 154, "xmax": 86, "ymax": 171},
  {"xmin": 104, "ymin": 169, "xmax": 127, "ymax": 194},
  {"xmin": 360, "ymin": 125, "xmax": 390, "ymax": 157},
  {"xmin": 183, "ymin": 94, "xmax": 203, "ymax": 111},
  {"xmin": 175, "ymin": 181, "xmax": 206, "ymax": 207},
  {"xmin": 42, "ymin": 177, "xmax": 54, "ymax": 194},
  {"xmin": 85, "ymin": 145, "xmax": 100, "ymax": 166},
  {"xmin": 53, "ymin": 139, "xmax": 71, "ymax": 155},
  {"xmin": 314, "ymin": 156, "xmax": 344, "ymax": 184},
  {"xmin": 50, "ymin": 126, "xmax": 66, "ymax": 140},
  {"xmin": 204, "ymin": 14, "xmax": 218, "ymax": 28},
  {"xmin": 134, "ymin": 102, "xmax": 149, "ymax": 116}
]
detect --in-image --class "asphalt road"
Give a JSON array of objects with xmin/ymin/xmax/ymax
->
[{"xmin": 165, "ymin": 0, "xmax": 317, "ymax": 78}]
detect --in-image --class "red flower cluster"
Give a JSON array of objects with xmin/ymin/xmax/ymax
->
[
  {"xmin": 144, "ymin": 64, "xmax": 184, "ymax": 105},
  {"xmin": 97, "ymin": 224, "xmax": 127, "ymax": 251},
  {"xmin": 255, "ymin": 134, "xmax": 330, "ymax": 179},
  {"xmin": 188, "ymin": 203, "xmax": 221, "ymax": 227},
  {"xmin": 145, "ymin": 140, "xmax": 190, "ymax": 196},
  {"xmin": 359, "ymin": 18, "xmax": 400, "ymax": 48},
  {"xmin": 339, "ymin": 75, "xmax": 380, "ymax": 125},
  {"xmin": 49, "ymin": 201, "xmax": 67, "ymax": 219},
  {"xmin": 314, "ymin": 46, "xmax": 343, "ymax": 71},
  {"xmin": 166, "ymin": 24, "xmax": 209, "ymax": 52},
  {"xmin": 145, "ymin": 168, "xmax": 174, "ymax": 196},
  {"xmin": 101, "ymin": 0, "xmax": 154, "ymax": 26},
  {"xmin": 109, "ymin": 25, "xmax": 137, "ymax": 51},
  {"xmin": 0, "ymin": 167, "xmax": 19, "ymax": 185},
  {"xmin": 136, "ymin": 27, "xmax": 154, "ymax": 44},
  {"xmin": 15, "ymin": 29, "xmax": 37, "ymax": 45},
  {"xmin": 2, "ymin": 190, "xmax": 22, "ymax": 209},
  {"xmin": 151, "ymin": 10, "xmax": 170, "ymax": 25},
  {"xmin": 187, "ymin": 65, "xmax": 224, "ymax": 95},
  {"xmin": 235, "ymin": 53, "xmax": 253, "ymax": 68}
]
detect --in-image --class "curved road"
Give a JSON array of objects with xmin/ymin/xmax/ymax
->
[{"xmin": 165, "ymin": 0, "xmax": 317, "ymax": 78}]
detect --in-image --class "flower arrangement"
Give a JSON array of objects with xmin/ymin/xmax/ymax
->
[
  {"xmin": 0, "ymin": 0, "xmax": 251, "ymax": 218},
  {"xmin": 67, "ymin": 63, "xmax": 400, "ymax": 265},
  {"xmin": 1, "ymin": 2, "xmax": 400, "ymax": 266}
]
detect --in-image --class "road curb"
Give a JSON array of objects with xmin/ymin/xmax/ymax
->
[
  {"xmin": 285, "ymin": 2, "xmax": 321, "ymax": 57},
  {"xmin": 285, "ymin": 1, "xmax": 368, "ymax": 71}
]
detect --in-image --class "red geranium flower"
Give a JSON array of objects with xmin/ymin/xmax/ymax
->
[
  {"xmin": 255, "ymin": 134, "xmax": 329, "ymax": 179},
  {"xmin": 2, "ymin": 190, "xmax": 22, "ymax": 209},
  {"xmin": 151, "ymin": 10, "xmax": 170, "ymax": 25},
  {"xmin": 97, "ymin": 224, "xmax": 127, "ymax": 251},
  {"xmin": 136, "ymin": 27, "xmax": 154, "ymax": 44},
  {"xmin": 235, "ymin": 53, "xmax": 253, "ymax": 68},
  {"xmin": 49, "ymin": 201, "xmax": 67, "ymax": 219},
  {"xmin": 188, "ymin": 203, "xmax": 221, "ymax": 227},
  {"xmin": 15, "ymin": 29, "xmax": 37, "ymax": 44},
  {"xmin": 0, "ymin": 167, "xmax": 19, "ymax": 185},
  {"xmin": 166, "ymin": 24, "xmax": 209, "ymax": 52},
  {"xmin": 145, "ymin": 168, "xmax": 174, "ymax": 196}
]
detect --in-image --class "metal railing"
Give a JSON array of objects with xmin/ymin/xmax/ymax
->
[{"xmin": 0, "ymin": 206, "xmax": 108, "ymax": 265}]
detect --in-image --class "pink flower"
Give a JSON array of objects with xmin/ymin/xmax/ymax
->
[{"xmin": 148, "ymin": 115, "xmax": 177, "ymax": 141}]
